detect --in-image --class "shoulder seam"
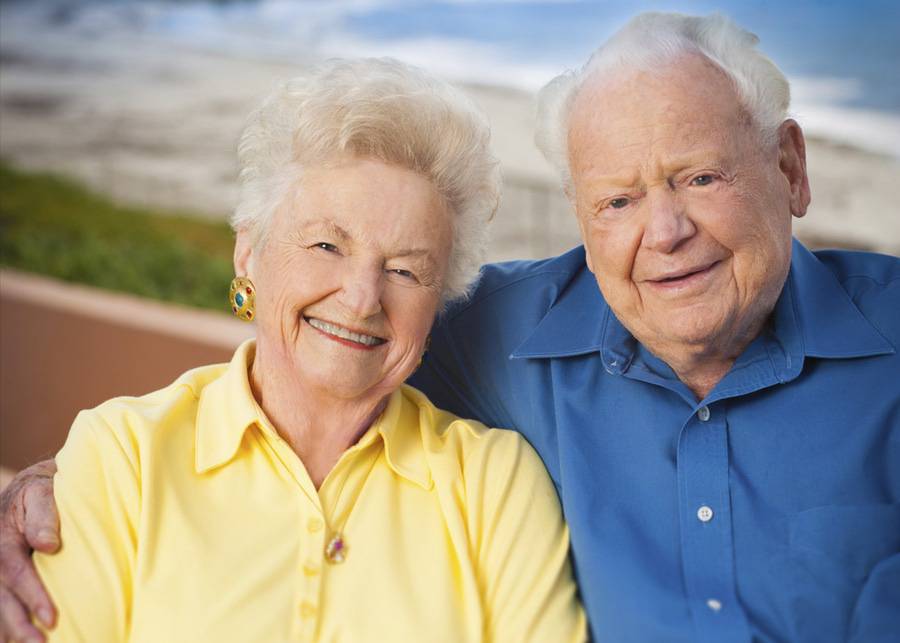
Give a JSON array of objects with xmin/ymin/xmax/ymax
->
[
  {"xmin": 97, "ymin": 380, "xmax": 200, "ymax": 409},
  {"xmin": 176, "ymin": 380, "xmax": 202, "ymax": 401},
  {"xmin": 840, "ymin": 274, "xmax": 900, "ymax": 288},
  {"xmin": 445, "ymin": 269, "xmax": 574, "ymax": 321}
]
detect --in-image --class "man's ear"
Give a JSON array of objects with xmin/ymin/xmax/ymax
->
[
  {"xmin": 584, "ymin": 245, "xmax": 595, "ymax": 274},
  {"xmin": 777, "ymin": 119, "xmax": 811, "ymax": 218},
  {"xmin": 233, "ymin": 228, "xmax": 255, "ymax": 278},
  {"xmin": 576, "ymin": 216, "xmax": 596, "ymax": 274}
]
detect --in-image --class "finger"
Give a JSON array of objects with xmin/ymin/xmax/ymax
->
[
  {"xmin": 26, "ymin": 461, "xmax": 57, "ymax": 479},
  {"xmin": 22, "ymin": 481, "xmax": 60, "ymax": 554},
  {"xmin": 0, "ymin": 544, "xmax": 56, "ymax": 630},
  {"xmin": 0, "ymin": 460, "xmax": 58, "ymax": 540},
  {"xmin": 0, "ymin": 584, "xmax": 47, "ymax": 643},
  {"xmin": 0, "ymin": 459, "xmax": 59, "ymax": 637}
]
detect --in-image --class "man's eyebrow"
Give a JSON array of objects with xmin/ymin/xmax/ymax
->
[
  {"xmin": 664, "ymin": 149, "xmax": 728, "ymax": 172},
  {"xmin": 585, "ymin": 150, "xmax": 727, "ymax": 191},
  {"xmin": 586, "ymin": 169, "xmax": 641, "ymax": 188}
]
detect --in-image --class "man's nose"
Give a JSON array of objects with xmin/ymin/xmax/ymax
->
[
  {"xmin": 641, "ymin": 188, "xmax": 696, "ymax": 253},
  {"xmin": 336, "ymin": 261, "xmax": 384, "ymax": 319}
]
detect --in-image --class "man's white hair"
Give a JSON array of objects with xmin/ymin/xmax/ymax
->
[
  {"xmin": 535, "ymin": 12, "xmax": 791, "ymax": 191},
  {"xmin": 232, "ymin": 57, "xmax": 501, "ymax": 304}
]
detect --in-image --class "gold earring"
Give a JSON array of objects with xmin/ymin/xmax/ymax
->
[{"xmin": 229, "ymin": 276, "xmax": 256, "ymax": 321}]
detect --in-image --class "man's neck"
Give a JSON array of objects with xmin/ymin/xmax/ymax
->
[
  {"xmin": 667, "ymin": 356, "xmax": 735, "ymax": 401},
  {"xmin": 643, "ymin": 319, "xmax": 769, "ymax": 401}
]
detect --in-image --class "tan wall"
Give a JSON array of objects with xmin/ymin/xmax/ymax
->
[{"xmin": 0, "ymin": 270, "xmax": 254, "ymax": 471}]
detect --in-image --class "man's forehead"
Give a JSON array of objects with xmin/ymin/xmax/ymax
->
[
  {"xmin": 572, "ymin": 55, "xmax": 740, "ymax": 123},
  {"xmin": 581, "ymin": 51, "xmax": 733, "ymax": 94},
  {"xmin": 567, "ymin": 55, "xmax": 747, "ymax": 162}
]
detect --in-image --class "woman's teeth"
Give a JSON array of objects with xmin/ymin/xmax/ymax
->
[{"xmin": 306, "ymin": 318, "xmax": 385, "ymax": 346}]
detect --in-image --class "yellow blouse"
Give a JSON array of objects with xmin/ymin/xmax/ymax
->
[{"xmin": 35, "ymin": 340, "xmax": 585, "ymax": 642}]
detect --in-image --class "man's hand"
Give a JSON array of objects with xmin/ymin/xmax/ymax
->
[{"xmin": 0, "ymin": 460, "xmax": 59, "ymax": 643}]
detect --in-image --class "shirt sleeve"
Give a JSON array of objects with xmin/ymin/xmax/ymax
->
[
  {"xmin": 410, "ymin": 317, "xmax": 523, "ymax": 433},
  {"xmin": 466, "ymin": 429, "xmax": 587, "ymax": 642},
  {"xmin": 410, "ymin": 321, "xmax": 495, "ymax": 424},
  {"xmin": 33, "ymin": 409, "xmax": 140, "ymax": 642}
]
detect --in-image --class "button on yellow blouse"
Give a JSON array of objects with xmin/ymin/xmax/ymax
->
[{"xmin": 35, "ymin": 340, "xmax": 586, "ymax": 642}]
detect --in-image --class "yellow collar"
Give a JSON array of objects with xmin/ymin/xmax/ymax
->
[{"xmin": 194, "ymin": 339, "xmax": 433, "ymax": 490}]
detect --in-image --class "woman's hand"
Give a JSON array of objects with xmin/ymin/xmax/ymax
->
[{"xmin": 0, "ymin": 460, "xmax": 59, "ymax": 643}]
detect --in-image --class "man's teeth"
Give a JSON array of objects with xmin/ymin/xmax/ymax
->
[{"xmin": 307, "ymin": 318, "xmax": 384, "ymax": 346}]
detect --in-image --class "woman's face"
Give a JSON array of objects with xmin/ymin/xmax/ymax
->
[{"xmin": 236, "ymin": 158, "xmax": 453, "ymax": 402}]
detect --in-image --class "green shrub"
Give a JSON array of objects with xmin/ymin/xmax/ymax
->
[{"xmin": 0, "ymin": 163, "xmax": 236, "ymax": 312}]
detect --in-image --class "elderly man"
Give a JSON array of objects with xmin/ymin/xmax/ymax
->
[{"xmin": 2, "ymin": 12, "xmax": 899, "ymax": 643}]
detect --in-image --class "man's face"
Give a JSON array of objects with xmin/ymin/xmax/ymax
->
[{"xmin": 567, "ymin": 55, "xmax": 808, "ymax": 361}]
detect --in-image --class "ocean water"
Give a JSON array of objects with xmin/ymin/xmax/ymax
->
[{"xmin": 2, "ymin": 0, "xmax": 899, "ymax": 157}]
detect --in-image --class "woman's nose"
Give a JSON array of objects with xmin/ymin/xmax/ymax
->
[{"xmin": 335, "ymin": 263, "xmax": 384, "ymax": 319}]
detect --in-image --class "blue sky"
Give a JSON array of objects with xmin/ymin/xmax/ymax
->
[
  {"xmin": 344, "ymin": 0, "xmax": 900, "ymax": 110},
  {"xmin": 3, "ymin": 0, "xmax": 898, "ymax": 154}
]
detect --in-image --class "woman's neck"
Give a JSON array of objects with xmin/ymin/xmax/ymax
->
[{"xmin": 248, "ymin": 345, "xmax": 389, "ymax": 489}]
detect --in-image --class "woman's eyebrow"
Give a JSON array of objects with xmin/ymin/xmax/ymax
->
[
  {"xmin": 393, "ymin": 248, "xmax": 430, "ymax": 258},
  {"xmin": 391, "ymin": 248, "xmax": 438, "ymax": 267},
  {"xmin": 297, "ymin": 220, "xmax": 435, "ymax": 265},
  {"xmin": 297, "ymin": 218, "xmax": 350, "ymax": 240}
]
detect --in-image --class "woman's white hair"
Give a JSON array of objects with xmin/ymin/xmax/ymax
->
[
  {"xmin": 232, "ymin": 57, "xmax": 501, "ymax": 304},
  {"xmin": 535, "ymin": 12, "xmax": 791, "ymax": 191}
]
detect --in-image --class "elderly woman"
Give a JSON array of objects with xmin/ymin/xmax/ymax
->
[{"xmin": 26, "ymin": 58, "xmax": 585, "ymax": 642}]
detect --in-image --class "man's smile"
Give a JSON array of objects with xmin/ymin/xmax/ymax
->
[{"xmin": 642, "ymin": 260, "xmax": 723, "ymax": 295}]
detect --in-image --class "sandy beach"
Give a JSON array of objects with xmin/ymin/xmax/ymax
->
[{"xmin": 1, "ymin": 28, "xmax": 898, "ymax": 261}]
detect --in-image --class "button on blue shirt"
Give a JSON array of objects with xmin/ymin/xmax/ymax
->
[{"xmin": 410, "ymin": 240, "xmax": 900, "ymax": 643}]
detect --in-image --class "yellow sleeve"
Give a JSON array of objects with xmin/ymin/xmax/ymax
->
[
  {"xmin": 34, "ymin": 408, "xmax": 140, "ymax": 642},
  {"xmin": 466, "ymin": 430, "xmax": 587, "ymax": 642}
]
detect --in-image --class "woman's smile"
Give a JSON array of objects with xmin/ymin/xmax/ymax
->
[
  {"xmin": 238, "ymin": 158, "xmax": 452, "ymax": 399},
  {"xmin": 305, "ymin": 316, "xmax": 387, "ymax": 350}
]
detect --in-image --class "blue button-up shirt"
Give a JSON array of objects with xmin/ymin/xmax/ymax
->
[{"xmin": 410, "ymin": 240, "xmax": 900, "ymax": 642}]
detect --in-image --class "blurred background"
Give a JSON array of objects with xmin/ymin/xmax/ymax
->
[{"xmin": 2, "ymin": 0, "xmax": 899, "ymax": 474}]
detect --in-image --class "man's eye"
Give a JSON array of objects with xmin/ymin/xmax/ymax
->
[
  {"xmin": 608, "ymin": 197, "xmax": 630, "ymax": 209},
  {"xmin": 691, "ymin": 174, "xmax": 715, "ymax": 186},
  {"xmin": 313, "ymin": 242, "xmax": 338, "ymax": 252}
]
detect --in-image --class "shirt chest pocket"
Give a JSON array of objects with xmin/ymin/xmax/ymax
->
[
  {"xmin": 790, "ymin": 504, "xmax": 900, "ymax": 577},
  {"xmin": 787, "ymin": 504, "xmax": 900, "ymax": 639}
]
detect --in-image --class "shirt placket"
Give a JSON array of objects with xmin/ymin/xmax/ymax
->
[
  {"xmin": 291, "ymin": 507, "xmax": 326, "ymax": 640},
  {"xmin": 676, "ymin": 401, "xmax": 752, "ymax": 643},
  {"xmin": 295, "ymin": 440, "xmax": 379, "ymax": 641},
  {"xmin": 259, "ymin": 431, "xmax": 329, "ymax": 641}
]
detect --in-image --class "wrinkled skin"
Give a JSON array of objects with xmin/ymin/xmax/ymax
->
[
  {"xmin": 567, "ymin": 55, "xmax": 810, "ymax": 398},
  {"xmin": 0, "ymin": 460, "xmax": 58, "ymax": 643},
  {"xmin": 1, "ymin": 159, "xmax": 455, "ymax": 639},
  {"xmin": 0, "ymin": 55, "xmax": 814, "ymax": 642}
]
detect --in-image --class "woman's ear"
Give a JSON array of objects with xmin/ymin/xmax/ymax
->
[{"xmin": 233, "ymin": 228, "xmax": 255, "ymax": 277}]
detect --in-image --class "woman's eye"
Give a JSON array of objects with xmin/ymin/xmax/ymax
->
[
  {"xmin": 388, "ymin": 268, "xmax": 418, "ymax": 282},
  {"xmin": 608, "ymin": 197, "xmax": 630, "ymax": 209},
  {"xmin": 691, "ymin": 174, "xmax": 715, "ymax": 186},
  {"xmin": 313, "ymin": 242, "xmax": 338, "ymax": 253}
]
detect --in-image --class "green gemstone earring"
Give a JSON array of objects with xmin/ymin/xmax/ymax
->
[{"xmin": 229, "ymin": 276, "xmax": 256, "ymax": 321}]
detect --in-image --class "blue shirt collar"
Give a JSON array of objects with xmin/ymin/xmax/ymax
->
[
  {"xmin": 511, "ymin": 240, "xmax": 894, "ymax": 367},
  {"xmin": 510, "ymin": 246, "xmax": 611, "ymax": 360},
  {"xmin": 786, "ymin": 240, "xmax": 894, "ymax": 358}
]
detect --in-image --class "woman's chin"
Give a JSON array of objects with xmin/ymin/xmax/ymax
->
[{"xmin": 302, "ymin": 365, "xmax": 386, "ymax": 400}]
